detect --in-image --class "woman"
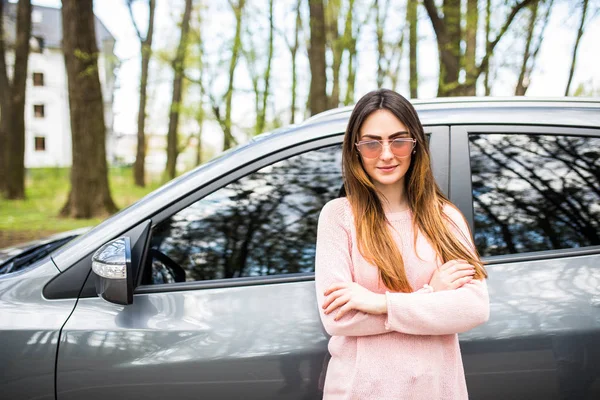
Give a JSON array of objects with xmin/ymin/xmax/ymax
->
[{"xmin": 315, "ymin": 89, "xmax": 489, "ymax": 399}]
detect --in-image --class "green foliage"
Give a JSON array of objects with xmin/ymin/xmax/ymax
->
[
  {"xmin": 573, "ymin": 80, "xmax": 600, "ymax": 96},
  {"xmin": 0, "ymin": 167, "xmax": 164, "ymax": 235}
]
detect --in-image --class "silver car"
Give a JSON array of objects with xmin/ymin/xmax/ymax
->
[{"xmin": 1, "ymin": 97, "xmax": 600, "ymax": 399}]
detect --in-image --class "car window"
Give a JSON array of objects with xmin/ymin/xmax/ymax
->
[
  {"xmin": 469, "ymin": 133, "xmax": 600, "ymax": 257},
  {"xmin": 146, "ymin": 145, "xmax": 343, "ymax": 284}
]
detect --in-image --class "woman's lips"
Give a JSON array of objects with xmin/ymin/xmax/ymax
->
[{"xmin": 377, "ymin": 165, "xmax": 398, "ymax": 172}]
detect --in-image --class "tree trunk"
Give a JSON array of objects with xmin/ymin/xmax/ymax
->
[
  {"xmin": 344, "ymin": 50, "xmax": 357, "ymax": 106},
  {"xmin": 255, "ymin": 0, "xmax": 274, "ymax": 135},
  {"xmin": 515, "ymin": 1, "xmax": 538, "ymax": 96},
  {"xmin": 327, "ymin": 0, "xmax": 341, "ymax": 109},
  {"xmin": 130, "ymin": 0, "xmax": 156, "ymax": 188},
  {"xmin": 222, "ymin": 0, "xmax": 245, "ymax": 150},
  {"xmin": 308, "ymin": 0, "xmax": 328, "ymax": 115},
  {"xmin": 442, "ymin": 0, "xmax": 461, "ymax": 96},
  {"xmin": 407, "ymin": 0, "xmax": 418, "ymax": 98},
  {"xmin": 165, "ymin": 0, "xmax": 192, "ymax": 180},
  {"xmin": 195, "ymin": 111, "xmax": 203, "ymax": 166},
  {"xmin": 343, "ymin": 1, "xmax": 358, "ymax": 106},
  {"xmin": 290, "ymin": 0, "xmax": 301, "ymax": 124},
  {"xmin": 1, "ymin": 0, "xmax": 31, "ymax": 200},
  {"xmin": 195, "ymin": 5, "xmax": 205, "ymax": 166},
  {"xmin": 60, "ymin": 0, "xmax": 117, "ymax": 218},
  {"xmin": 565, "ymin": 0, "xmax": 588, "ymax": 96},
  {"xmin": 464, "ymin": 0, "xmax": 478, "ymax": 96},
  {"xmin": 374, "ymin": 0, "xmax": 387, "ymax": 88},
  {"xmin": 424, "ymin": 0, "xmax": 536, "ymax": 97},
  {"xmin": 423, "ymin": 0, "xmax": 460, "ymax": 97},
  {"xmin": 483, "ymin": 0, "xmax": 491, "ymax": 95},
  {"xmin": 0, "ymin": 0, "xmax": 11, "ymax": 195}
]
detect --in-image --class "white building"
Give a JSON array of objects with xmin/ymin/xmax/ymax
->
[{"xmin": 3, "ymin": 3, "xmax": 117, "ymax": 168}]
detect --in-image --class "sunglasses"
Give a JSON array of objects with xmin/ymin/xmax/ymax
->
[{"xmin": 355, "ymin": 137, "xmax": 417, "ymax": 159}]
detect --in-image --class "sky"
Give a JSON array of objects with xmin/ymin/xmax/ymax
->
[{"xmin": 26, "ymin": 0, "xmax": 600, "ymax": 152}]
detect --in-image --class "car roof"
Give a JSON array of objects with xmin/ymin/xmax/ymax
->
[{"xmin": 298, "ymin": 96, "xmax": 600, "ymax": 130}]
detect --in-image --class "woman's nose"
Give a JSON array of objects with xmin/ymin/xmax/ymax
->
[{"xmin": 379, "ymin": 143, "xmax": 394, "ymax": 160}]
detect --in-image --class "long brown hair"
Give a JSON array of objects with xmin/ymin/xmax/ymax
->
[{"xmin": 342, "ymin": 89, "xmax": 487, "ymax": 292}]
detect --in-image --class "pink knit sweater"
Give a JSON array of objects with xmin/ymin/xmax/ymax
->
[{"xmin": 315, "ymin": 197, "xmax": 489, "ymax": 400}]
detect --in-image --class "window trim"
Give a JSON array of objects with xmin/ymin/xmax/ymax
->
[
  {"xmin": 135, "ymin": 272, "xmax": 316, "ymax": 294},
  {"xmin": 449, "ymin": 124, "xmax": 600, "ymax": 264}
]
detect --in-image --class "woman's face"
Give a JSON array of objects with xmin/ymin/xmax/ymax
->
[{"xmin": 357, "ymin": 109, "xmax": 414, "ymax": 189}]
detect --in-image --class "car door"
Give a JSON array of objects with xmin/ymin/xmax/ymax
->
[{"xmin": 450, "ymin": 124, "xmax": 600, "ymax": 399}]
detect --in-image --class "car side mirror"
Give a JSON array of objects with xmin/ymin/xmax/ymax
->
[{"xmin": 92, "ymin": 237, "xmax": 133, "ymax": 305}]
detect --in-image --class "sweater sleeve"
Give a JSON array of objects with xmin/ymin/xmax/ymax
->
[
  {"xmin": 384, "ymin": 204, "xmax": 490, "ymax": 335},
  {"xmin": 315, "ymin": 199, "xmax": 389, "ymax": 337}
]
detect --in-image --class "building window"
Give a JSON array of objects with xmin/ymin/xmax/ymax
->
[
  {"xmin": 34, "ymin": 104, "xmax": 45, "ymax": 118},
  {"xmin": 34, "ymin": 136, "xmax": 46, "ymax": 151},
  {"xmin": 33, "ymin": 72, "xmax": 44, "ymax": 86}
]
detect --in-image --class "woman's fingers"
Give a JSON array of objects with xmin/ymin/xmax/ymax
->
[
  {"xmin": 322, "ymin": 288, "xmax": 345, "ymax": 309},
  {"xmin": 452, "ymin": 276, "xmax": 474, "ymax": 289},
  {"xmin": 322, "ymin": 294, "xmax": 335, "ymax": 310},
  {"xmin": 440, "ymin": 259, "xmax": 467, "ymax": 271},
  {"xmin": 324, "ymin": 282, "xmax": 349, "ymax": 296},
  {"xmin": 334, "ymin": 303, "xmax": 353, "ymax": 321},
  {"xmin": 324, "ymin": 294, "xmax": 350, "ymax": 315},
  {"xmin": 445, "ymin": 262, "xmax": 475, "ymax": 275},
  {"xmin": 449, "ymin": 268, "xmax": 476, "ymax": 282}
]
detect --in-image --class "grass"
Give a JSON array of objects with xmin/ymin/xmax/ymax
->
[{"xmin": 0, "ymin": 167, "xmax": 166, "ymax": 246}]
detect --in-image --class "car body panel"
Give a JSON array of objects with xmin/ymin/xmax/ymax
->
[
  {"xmin": 57, "ymin": 281, "xmax": 326, "ymax": 399},
  {"xmin": 0, "ymin": 260, "xmax": 77, "ymax": 400},
  {"xmin": 461, "ymin": 253, "xmax": 600, "ymax": 399}
]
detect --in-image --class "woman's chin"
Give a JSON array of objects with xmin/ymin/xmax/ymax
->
[{"xmin": 374, "ymin": 174, "xmax": 404, "ymax": 186}]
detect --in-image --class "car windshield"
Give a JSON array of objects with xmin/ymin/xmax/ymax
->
[{"xmin": 0, "ymin": 235, "xmax": 78, "ymax": 275}]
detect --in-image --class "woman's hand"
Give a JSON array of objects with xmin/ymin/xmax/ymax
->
[
  {"xmin": 322, "ymin": 282, "xmax": 387, "ymax": 320},
  {"xmin": 429, "ymin": 259, "xmax": 475, "ymax": 292}
]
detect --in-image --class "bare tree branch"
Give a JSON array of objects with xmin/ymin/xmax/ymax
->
[
  {"xmin": 126, "ymin": 0, "xmax": 144, "ymax": 41},
  {"xmin": 477, "ymin": 0, "xmax": 538, "ymax": 78}
]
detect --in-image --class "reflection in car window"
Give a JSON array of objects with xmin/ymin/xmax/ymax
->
[
  {"xmin": 469, "ymin": 133, "xmax": 600, "ymax": 257},
  {"xmin": 148, "ymin": 145, "xmax": 343, "ymax": 284}
]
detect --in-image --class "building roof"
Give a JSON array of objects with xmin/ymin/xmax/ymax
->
[{"xmin": 3, "ymin": 3, "xmax": 114, "ymax": 50}]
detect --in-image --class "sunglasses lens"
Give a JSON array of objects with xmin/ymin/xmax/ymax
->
[
  {"xmin": 357, "ymin": 139, "xmax": 415, "ymax": 158},
  {"xmin": 357, "ymin": 141, "xmax": 381, "ymax": 158},
  {"xmin": 391, "ymin": 140, "xmax": 413, "ymax": 157}
]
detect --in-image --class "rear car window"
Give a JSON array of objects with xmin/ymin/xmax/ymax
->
[{"xmin": 469, "ymin": 133, "xmax": 600, "ymax": 257}]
